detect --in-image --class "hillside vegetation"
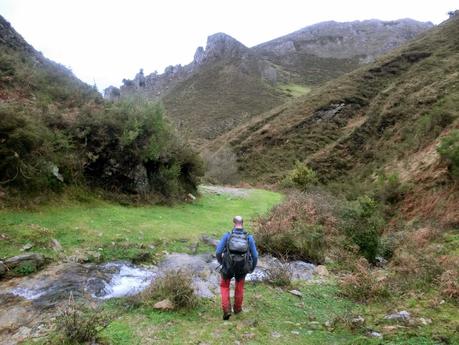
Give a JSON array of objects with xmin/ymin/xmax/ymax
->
[
  {"xmin": 109, "ymin": 20, "xmax": 431, "ymax": 144},
  {"xmin": 0, "ymin": 15, "xmax": 202, "ymax": 204},
  {"xmin": 209, "ymin": 14, "xmax": 459, "ymax": 223}
]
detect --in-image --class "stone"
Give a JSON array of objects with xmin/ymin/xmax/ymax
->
[
  {"xmin": 384, "ymin": 310, "xmax": 411, "ymax": 321},
  {"xmin": 4, "ymin": 253, "xmax": 45, "ymax": 270},
  {"xmin": 375, "ymin": 256, "xmax": 388, "ymax": 267},
  {"xmin": 314, "ymin": 265, "xmax": 329, "ymax": 277},
  {"xmin": 291, "ymin": 330, "xmax": 300, "ymax": 335},
  {"xmin": 50, "ymin": 238, "xmax": 63, "ymax": 252},
  {"xmin": 271, "ymin": 331, "xmax": 281, "ymax": 338},
  {"xmin": 187, "ymin": 193, "xmax": 196, "ymax": 201},
  {"xmin": 351, "ymin": 316, "xmax": 365, "ymax": 326},
  {"xmin": 200, "ymin": 235, "xmax": 219, "ymax": 248},
  {"xmin": 153, "ymin": 299, "xmax": 174, "ymax": 310},
  {"xmin": 21, "ymin": 243, "xmax": 33, "ymax": 251},
  {"xmin": 418, "ymin": 317, "xmax": 432, "ymax": 326},
  {"xmin": 0, "ymin": 261, "xmax": 6, "ymax": 276},
  {"xmin": 288, "ymin": 289, "xmax": 303, "ymax": 298},
  {"xmin": 368, "ymin": 331, "xmax": 382, "ymax": 338}
]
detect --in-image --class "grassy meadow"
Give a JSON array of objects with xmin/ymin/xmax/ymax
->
[{"xmin": 0, "ymin": 188, "xmax": 282, "ymax": 260}]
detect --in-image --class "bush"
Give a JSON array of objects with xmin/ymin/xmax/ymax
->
[
  {"xmin": 254, "ymin": 191, "xmax": 337, "ymax": 263},
  {"xmin": 75, "ymin": 100, "xmax": 203, "ymax": 199},
  {"xmin": 437, "ymin": 130, "xmax": 459, "ymax": 177},
  {"xmin": 372, "ymin": 173, "xmax": 408, "ymax": 205},
  {"xmin": 390, "ymin": 248, "xmax": 443, "ymax": 292},
  {"xmin": 341, "ymin": 196, "xmax": 385, "ymax": 263},
  {"xmin": 142, "ymin": 270, "xmax": 198, "ymax": 309},
  {"xmin": 339, "ymin": 258, "xmax": 389, "ymax": 303},
  {"xmin": 265, "ymin": 260, "xmax": 293, "ymax": 287},
  {"xmin": 439, "ymin": 269, "xmax": 459, "ymax": 304},
  {"xmin": 282, "ymin": 161, "xmax": 319, "ymax": 190},
  {"xmin": 55, "ymin": 294, "xmax": 109, "ymax": 344}
]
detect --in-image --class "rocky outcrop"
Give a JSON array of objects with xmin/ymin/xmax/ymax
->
[
  {"xmin": 254, "ymin": 19, "xmax": 433, "ymax": 61},
  {"xmin": 197, "ymin": 32, "xmax": 249, "ymax": 63},
  {"xmin": 4, "ymin": 253, "xmax": 45, "ymax": 272}
]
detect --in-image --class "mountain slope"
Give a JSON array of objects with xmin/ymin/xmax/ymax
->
[
  {"xmin": 107, "ymin": 20, "xmax": 431, "ymax": 144},
  {"xmin": 209, "ymin": 13, "xmax": 459, "ymax": 225},
  {"xmin": 254, "ymin": 19, "xmax": 432, "ymax": 84},
  {"xmin": 0, "ymin": 15, "xmax": 202, "ymax": 203}
]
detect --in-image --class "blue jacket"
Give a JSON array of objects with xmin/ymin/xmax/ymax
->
[{"xmin": 216, "ymin": 228, "xmax": 258, "ymax": 269}]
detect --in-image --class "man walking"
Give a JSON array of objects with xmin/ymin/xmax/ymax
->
[{"xmin": 216, "ymin": 216, "xmax": 258, "ymax": 320}]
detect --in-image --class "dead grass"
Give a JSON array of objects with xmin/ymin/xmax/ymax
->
[
  {"xmin": 339, "ymin": 258, "xmax": 389, "ymax": 303},
  {"xmin": 139, "ymin": 270, "xmax": 198, "ymax": 310}
]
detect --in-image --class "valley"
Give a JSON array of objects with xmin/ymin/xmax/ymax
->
[{"xmin": 0, "ymin": 8, "xmax": 458, "ymax": 345}]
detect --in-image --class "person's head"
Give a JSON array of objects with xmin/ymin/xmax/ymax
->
[{"xmin": 233, "ymin": 215, "xmax": 243, "ymax": 228}]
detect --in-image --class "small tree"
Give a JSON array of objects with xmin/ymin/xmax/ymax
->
[
  {"xmin": 437, "ymin": 130, "xmax": 459, "ymax": 178},
  {"xmin": 283, "ymin": 161, "xmax": 319, "ymax": 190}
]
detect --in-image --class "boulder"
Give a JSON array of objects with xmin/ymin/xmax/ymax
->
[
  {"xmin": 4, "ymin": 253, "xmax": 45, "ymax": 271},
  {"xmin": 314, "ymin": 265, "xmax": 329, "ymax": 277},
  {"xmin": 153, "ymin": 299, "xmax": 174, "ymax": 310}
]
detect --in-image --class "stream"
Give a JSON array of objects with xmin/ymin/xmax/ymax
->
[{"xmin": 0, "ymin": 253, "xmax": 315, "ymax": 344}]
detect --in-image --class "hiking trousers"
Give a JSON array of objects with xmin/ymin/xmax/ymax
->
[{"xmin": 220, "ymin": 275, "xmax": 245, "ymax": 314}]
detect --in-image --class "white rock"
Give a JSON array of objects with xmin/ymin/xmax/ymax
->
[
  {"xmin": 271, "ymin": 331, "xmax": 281, "ymax": 338},
  {"xmin": 288, "ymin": 289, "xmax": 303, "ymax": 298},
  {"xmin": 369, "ymin": 331, "xmax": 382, "ymax": 338},
  {"xmin": 21, "ymin": 243, "xmax": 33, "ymax": 251},
  {"xmin": 384, "ymin": 310, "xmax": 411, "ymax": 321}
]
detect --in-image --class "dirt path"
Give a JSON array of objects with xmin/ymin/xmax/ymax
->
[{"xmin": 199, "ymin": 185, "xmax": 252, "ymax": 197}]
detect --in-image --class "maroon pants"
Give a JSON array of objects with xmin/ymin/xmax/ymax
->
[{"xmin": 220, "ymin": 277, "xmax": 245, "ymax": 313}]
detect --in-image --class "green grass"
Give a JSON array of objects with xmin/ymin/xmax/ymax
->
[
  {"xmin": 98, "ymin": 282, "xmax": 459, "ymax": 345},
  {"xmin": 0, "ymin": 187, "xmax": 282, "ymax": 260},
  {"xmin": 278, "ymin": 83, "xmax": 312, "ymax": 98},
  {"xmin": 99, "ymin": 283, "xmax": 366, "ymax": 345}
]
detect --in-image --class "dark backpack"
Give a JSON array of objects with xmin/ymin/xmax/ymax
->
[{"xmin": 222, "ymin": 230, "xmax": 253, "ymax": 276}]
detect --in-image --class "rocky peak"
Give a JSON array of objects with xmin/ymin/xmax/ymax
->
[{"xmin": 193, "ymin": 32, "xmax": 248, "ymax": 64}]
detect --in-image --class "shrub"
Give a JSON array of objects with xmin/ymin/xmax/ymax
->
[
  {"xmin": 341, "ymin": 196, "xmax": 385, "ymax": 263},
  {"xmin": 339, "ymin": 258, "xmax": 389, "ymax": 303},
  {"xmin": 55, "ymin": 294, "xmax": 109, "ymax": 344},
  {"xmin": 372, "ymin": 173, "xmax": 408, "ymax": 205},
  {"xmin": 282, "ymin": 161, "xmax": 319, "ymax": 190},
  {"xmin": 265, "ymin": 260, "xmax": 293, "ymax": 287},
  {"xmin": 254, "ymin": 191, "xmax": 337, "ymax": 263},
  {"xmin": 439, "ymin": 269, "xmax": 459, "ymax": 304},
  {"xmin": 75, "ymin": 100, "xmax": 203, "ymax": 199},
  {"xmin": 437, "ymin": 130, "xmax": 459, "ymax": 177},
  {"xmin": 142, "ymin": 270, "xmax": 198, "ymax": 309},
  {"xmin": 389, "ymin": 248, "xmax": 443, "ymax": 291}
]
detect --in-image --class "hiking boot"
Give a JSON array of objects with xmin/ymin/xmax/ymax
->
[
  {"xmin": 223, "ymin": 311, "xmax": 231, "ymax": 320},
  {"xmin": 233, "ymin": 308, "xmax": 242, "ymax": 314}
]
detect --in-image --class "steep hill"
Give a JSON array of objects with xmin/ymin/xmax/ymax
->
[
  {"xmin": 254, "ymin": 19, "xmax": 432, "ymax": 84},
  {"xmin": 107, "ymin": 20, "xmax": 431, "ymax": 144},
  {"xmin": 0, "ymin": 15, "xmax": 202, "ymax": 204},
  {"xmin": 209, "ymin": 13, "xmax": 459, "ymax": 225}
]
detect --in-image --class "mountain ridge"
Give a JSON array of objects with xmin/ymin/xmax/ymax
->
[{"xmin": 105, "ymin": 18, "xmax": 432, "ymax": 143}]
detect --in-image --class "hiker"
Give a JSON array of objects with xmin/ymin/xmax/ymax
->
[{"xmin": 216, "ymin": 216, "xmax": 258, "ymax": 320}]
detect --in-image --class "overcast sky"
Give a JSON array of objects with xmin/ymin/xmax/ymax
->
[{"xmin": 0, "ymin": 0, "xmax": 456, "ymax": 91}]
